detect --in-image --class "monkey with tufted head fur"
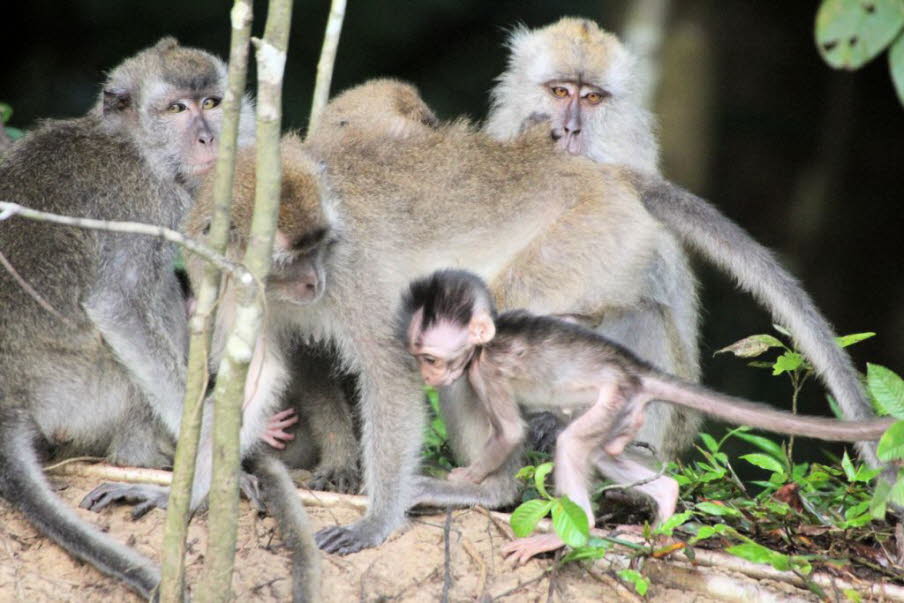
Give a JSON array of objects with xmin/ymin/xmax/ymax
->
[
  {"xmin": 401, "ymin": 269, "xmax": 894, "ymax": 563},
  {"xmin": 483, "ymin": 17, "xmax": 881, "ymax": 471},
  {"xmin": 0, "ymin": 37, "xmax": 254, "ymax": 598}
]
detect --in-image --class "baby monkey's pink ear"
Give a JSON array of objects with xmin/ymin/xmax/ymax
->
[{"xmin": 468, "ymin": 311, "xmax": 496, "ymax": 345}]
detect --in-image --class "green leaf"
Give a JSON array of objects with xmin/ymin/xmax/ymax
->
[
  {"xmin": 890, "ymin": 469, "xmax": 904, "ymax": 506},
  {"xmin": 617, "ymin": 569, "xmax": 649, "ymax": 596},
  {"xmin": 698, "ymin": 432, "xmax": 719, "ymax": 454},
  {"xmin": 772, "ymin": 324, "xmax": 792, "ymax": 337},
  {"xmin": 844, "ymin": 588, "xmax": 863, "ymax": 603},
  {"xmin": 892, "ymin": 32, "xmax": 904, "ymax": 104},
  {"xmin": 835, "ymin": 331, "xmax": 876, "ymax": 347},
  {"xmin": 510, "ymin": 499, "xmax": 554, "ymax": 537},
  {"xmin": 877, "ymin": 420, "xmax": 904, "ymax": 461},
  {"xmin": 551, "ymin": 496, "xmax": 589, "ymax": 548},
  {"xmin": 867, "ymin": 363, "xmax": 904, "ymax": 418},
  {"xmin": 4, "ymin": 126, "xmax": 24, "ymax": 141},
  {"xmin": 0, "ymin": 103, "xmax": 11, "ymax": 123},
  {"xmin": 740, "ymin": 453, "xmax": 785, "ymax": 475},
  {"xmin": 515, "ymin": 465, "xmax": 536, "ymax": 481},
  {"xmin": 772, "ymin": 351, "xmax": 803, "ymax": 376},
  {"xmin": 655, "ymin": 511, "xmax": 693, "ymax": 537},
  {"xmin": 534, "ymin": 462, "xmax": 554, "ymax": 499},
  {"xmin": 816, "ymin": 0, "xmax": 904, "ymax": 69},
  {"xmin": 732, "ymin": 432, "xmax": 789, "ymax": 467},
  {"xmin": 561, "ymin": 543, "xmax": 610, "ymax": 563},
  {"xmin": 841, "ymin": 450, "xmax": 857, "ymax": 481},
  {"xmin": 870, "ymin": 477, "xmax": 891, "ymax": 519},
  {"xmin": 826, "ymin": 394, "xmax": 844, "ymax": 419},
  {"xmin": 715, "ymin": 334, "xmax": 785, "ymax": 358},
  {"xmin": 695, "ymin": 501, "xmax": 740, "ymax": 517},
  {"xmin": 726, "ymin": 542, "xmax": 791, "ymax": 571}
]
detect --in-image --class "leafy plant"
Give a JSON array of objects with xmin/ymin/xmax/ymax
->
[
  {"xmin": 814, "ymin": 0, "xmax": 904, "ymax": 104},
  {"xmin": 421, "ymin": 386, "xmax": 454, "ymax": 474},
  {"xmin": 0, "ymin": 102, "xmax": 24, "ymax": 141}
]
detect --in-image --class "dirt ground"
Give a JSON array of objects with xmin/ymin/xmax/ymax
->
[{"xmin": 0, "ymin": 473, "xmax": 875, "ymax": 602}]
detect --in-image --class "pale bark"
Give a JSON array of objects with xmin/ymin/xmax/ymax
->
[
  {"xmin": 199, "ymin": 0, "xmax": 293, "ymax": 599},
  {"xmin": 159, "ymin": 1, "xmax": 254, "ymax": 600},
  {"xmin": 308, "ymin": 0, "xmax": 347, "ymax": 130}
]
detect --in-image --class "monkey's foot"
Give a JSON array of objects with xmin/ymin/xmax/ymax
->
[
  {"xmin": 80, "ymin": 482, "xmax": 170, "ymax": 519},
  {"xmin": 315, "ymin": 518, "xmax": 389, "ymax": 555},
  {"xmin": 447, "ymin": 466, "xmax": 481, "ymax": 484},
  {"xmin": 240, "ymin": 471, "xmax": 264, "ymax": 511},
  {"xmin": 501, "ymin": 533, "xmax": 565, "ymax": 565},
  {"xmin": 309, "ymin": 463, "xmax": 360, "ymax": 494}
]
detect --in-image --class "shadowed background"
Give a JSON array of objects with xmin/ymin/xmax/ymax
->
[{"xmin": 2, "ymin": 0, "xmax": 902, "ymax": 463}]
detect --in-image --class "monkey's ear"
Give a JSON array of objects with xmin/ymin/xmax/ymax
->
[
  {"xmin": 103, "ymin": 88, "xmax": 131, "ymax": 115},
  {"xmin": 468, "ymin": 311, "xmax": 496, "ymax": 345}
]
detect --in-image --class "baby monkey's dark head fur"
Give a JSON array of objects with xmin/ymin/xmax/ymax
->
[{"xmin": 398, "ymin": 269, "xmax": 496, "ymax": 344}]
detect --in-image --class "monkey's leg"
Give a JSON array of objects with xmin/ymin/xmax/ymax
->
[
  {"xmin": 279, "ymin": 343, "xmax": 360, "ymax": 494},
  {"xmin": 0, "ymin": 407, "xmax": 161, "ymax": 598},
  {"xmin": 250, "ymin": 454, "xmax": 321, "ymax": 603},
  {"xmin": 315, "ymin": 319, "xmax": 426, "ymax": 554},
  {"xmin": 591, "ymin": 449, "xmax": 679, "ymax": 524}
]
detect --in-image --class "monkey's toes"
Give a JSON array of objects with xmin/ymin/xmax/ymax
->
[
  {"xmin": 240, "ymin": 472, "xmax": 264, "ymax": 511},
  {"xmin": 308, "ymin": 466, "xmax": 360, "ymax": 494},
  {"xmin": 79, "ymin": 482, "xmax": 169, "ymax": 515},
  {"xmin": 316, "ymin": 521, "xmax": 384, "ymax": 555}
]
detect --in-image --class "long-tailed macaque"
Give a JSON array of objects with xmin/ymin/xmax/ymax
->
[
  {"xmin": 401, "ymin": 269, "xmax": 893, "ymax": 563},
  {"xmin": 483, "ymin": 17, "xmax": 879, "ymax": 469},
  {"xmin": 0, "ymin": 38, "xmax": 250, "ymax": 598}
]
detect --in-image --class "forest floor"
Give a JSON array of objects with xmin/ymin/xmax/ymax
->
[{"xmin": 0, "ymin": 469, "xmax": 900, "ymax": 602}]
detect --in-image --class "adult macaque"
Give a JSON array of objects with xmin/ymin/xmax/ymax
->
[
  {"xmin": 0, "ymin": 38, "xmax": 251, "ymax": 597},
  {"xmin": 483, "ymin": 17, "xmax": 879, "ymax": 469},
  {"xmin": 401, "ymin": 269, "xmax": 893, "ymax": 563}
]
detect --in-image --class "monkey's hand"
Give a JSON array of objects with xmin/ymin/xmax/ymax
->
[
  {"xmin": 315, "ymin": 517, "xmax": 391, "ymax": 555},
  {"xmin": 262, "ymin": 407, "xmax": 300, "ymax": 450},
  {"xmin": 447, "ymin": 466, "xmax": 484, "ymax": 484},
  {"xmin": 501, "ymin": 533, "xmax": 565, "ymax": 565},
  {"xmin": 80, "ymin": 483, "xmax": 170, "ymax": 520}
]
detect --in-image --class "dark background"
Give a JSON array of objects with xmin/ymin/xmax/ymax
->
[{"xmin": 2, "ymin": 1, "xmax": 902, "ymax": 463}]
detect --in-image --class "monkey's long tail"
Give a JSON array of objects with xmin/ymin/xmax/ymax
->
[
  {"xmin": 0, "ymin": 407, "xmax": 160, "ymax": 598},
  {"xmin": 642, "ymin": 376, "xmax": 894, "ymax": 442},
  {"xmin": 250, "ymin": 454, "xmax": 321, "ymax": 603},
  {"xmin": 641, "ymin": 180, "xmax": 880, "ymax": 465}
]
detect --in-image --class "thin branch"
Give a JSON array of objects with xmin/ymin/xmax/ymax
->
[
  {"xmin": 160, "ymin": 2, "xmax": 254, "ymax": 599},
  {"xmin": 0, "ymin": 249, "xmax": 74, "ymax": 326},
  {"xmin": 0, "ymin": 201, "xmax": 253, "ymax": 289},
  {"xmin": 308, "ymin": 0, "xmax": 347, "ymax": 129},
  {"xmin": 441, "ymin": 507, "xmax": 454, "ymax": 603}
]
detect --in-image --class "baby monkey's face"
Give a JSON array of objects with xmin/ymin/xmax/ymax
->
[{"xmin": 408, "ymin": 319, "xmax": 473, "ymax": 387}]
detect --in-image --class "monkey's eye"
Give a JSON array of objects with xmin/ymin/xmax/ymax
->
[
  {"xmin": 421, "ymin": 355, "xmax": 437, "ymax": 366},
  {"xmin": 201, "ymin": 97, "xmax": 221, "ymax": 110},
  {"xmin": 167, "ymin": 102, "xmax": 187, "ymax": 113},
  {"xmin": 550, "ymin": 86, "xmax": 569, "ymax": 98},
  {"xmin": 583, "ymin": 91, "xmax": 609, "ymax": 105}
]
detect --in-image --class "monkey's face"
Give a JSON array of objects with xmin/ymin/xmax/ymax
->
[
  {"xmin": 408, "ymin": 317, "xmax": 474, "ymax": 387},
  {"xmin": 158, "ymin": 94, "xmax": 224, "ymax": 177},
  {"xmin": 544, "ymin": 81, "xmax": 609, "ymax": 156}
]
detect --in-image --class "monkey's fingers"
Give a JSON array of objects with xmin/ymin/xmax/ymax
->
[
  {"xmin": 500, "ymin": 534, "xmax": 565, "ymax": 565},
  {"xmin": 262, "ymin": 429, "xmax": 295, "ymax": 449},
  {"xmin": 270, "ymin": 408, "xmax": 299, "ymax": 424},
  {"xmin": 309, "ymin": 464, "xmax": 361, "ymax": 494},
  {"xmin": 79, "ymin": 482, "xmax": 169, "ymax": 515}
]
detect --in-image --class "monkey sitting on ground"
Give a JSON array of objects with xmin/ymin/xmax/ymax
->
[
  {"xmin": 401, "ymin": 269, "xmax": 893, "ymax": 563},
  {"xmin": 180, "ymin": 133, "xmax": 360, "ymax": 495},
  {"xmin": 0, "ymin": 38, "xmax": 251, "ymax": 597}
]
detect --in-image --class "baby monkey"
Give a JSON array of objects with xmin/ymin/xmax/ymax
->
[{"xmin": 401, "ymin": 270, "xmax": 894, "ymax": 563}]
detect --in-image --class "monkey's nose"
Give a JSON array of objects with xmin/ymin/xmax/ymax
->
[{"xmin": 198, "ymin": 131, "xmax": 214, "ymax": 145}]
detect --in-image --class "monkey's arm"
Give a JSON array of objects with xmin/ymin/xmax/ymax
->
[
  {"xmin": 449, "ymin": 378, "xmax": 525, "ymax": 484},
  {"xmin": 82, "ymin": 245, "xmax": 187, "ymax": 438}
]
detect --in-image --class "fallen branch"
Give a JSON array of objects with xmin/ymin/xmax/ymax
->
[{"xmin": 51, "ymin": 462, "xmax": 904, "ymax": 601}]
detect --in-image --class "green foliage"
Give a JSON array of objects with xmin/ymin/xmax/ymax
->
[
  {"xmin": 0, "ymin": 102, "xmax": 24, "ymax": 141},
  {"xmin": 421, "ymin": 386, "xmax": 453, "ymax": 474},
  {"xmin": 616, "ymin": 569, "xmax": 649, "ymax": 596},
  {"xmin": 867, "ymin": 363, "xmax": 904, "ymax": 418},
  {"xmin": 814, "ymin": 0, "xmax": 904, "ymax": 104}
]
